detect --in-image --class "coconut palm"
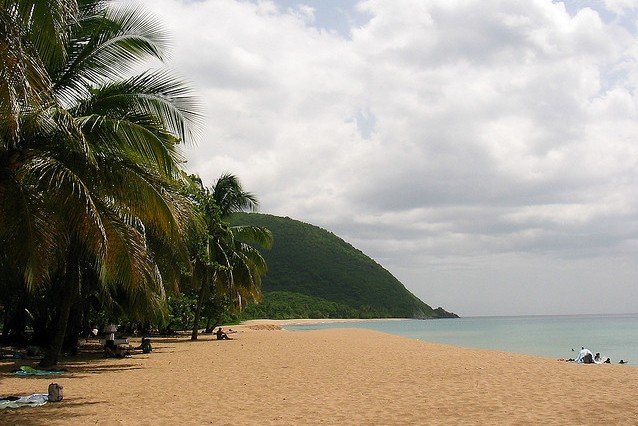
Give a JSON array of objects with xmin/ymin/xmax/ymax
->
[
  {"xmin": 1, "ymin": 0, "xmax": 199, "ymax": 366},
  {"xmin": 213, "ymin": 228, "xmax": 271, "ymax": 308},
  {"xmin": 189, "ymin": 174, "xmax": 272, "ymax": 340}
]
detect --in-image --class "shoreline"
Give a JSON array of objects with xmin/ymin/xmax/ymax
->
[
  {"xmin": 246, "ymin": 317, "xmax": 637, "ymax": 365},
  {"xmin": 241, "ymin": 317, "xmax": 409, "ymax": 327},
  {"xmin": 2, "ymin": 322, "xmax": 638, "ymax": 424}
]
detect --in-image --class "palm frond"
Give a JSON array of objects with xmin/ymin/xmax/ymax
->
[
  {"xmin": 78, "ymin": 113, "xmax": 183, "ymax": 178},
  {"xmin": 0, "ymin": 166, "xmax": 64, "ymax": 289},
  {"xmin": 212, "ymin": 173, "xmax": 259, "ymax": 217},
  {"xmin": 230, "ymin": 225, "xmax": 273, "ymax": 249},
  {"xmin": 146, "ymin": 228, "xmax": 189, "ymax": 294},
  {"xmin": 53, "ymin": 1, "xmax": 169, "ymax": 103},
  {"xmin": 9, "ymin": 0, "xmax": 78, "ymax": 71},
  {"xmin": 96, "ymin": 206, "xmax": 168, "ymax": 322},
  {"xmin": 236, "ymin": 243, "xmax": 268, "ymax": 274},
  {"xmin": 20, "ymin": 151, "xmax": 107, "ymax": 256},
  {"xmin": 0, "ymin": 6, "xmax": 52, "ymax": 147},
  {"xmin": 70, "ymin": 70, "xmax": 201, "ymax": 145},
  {"xmin": 98, "ymin": 209, "xmax": 154, "ymax": 290},
  {"xmin": 94, "ymin": 157, "xmax": 189, "ymax": 243}
]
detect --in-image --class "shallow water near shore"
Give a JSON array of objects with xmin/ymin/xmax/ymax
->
[{"xmin": 286, "ymin": 313, "xmax": 638, "ymax": 364}]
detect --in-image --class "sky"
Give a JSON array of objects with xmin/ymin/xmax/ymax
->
[{"xmin": 136, "ymin": 0, "xmax": 638, "ymax": 316}]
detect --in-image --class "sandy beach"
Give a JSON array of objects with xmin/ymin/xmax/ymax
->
[{"xmin": 2, "ymin": 322, "xmax": 637, "ymax": 425}]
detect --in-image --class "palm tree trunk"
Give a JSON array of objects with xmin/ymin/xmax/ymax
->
[
  {"xmin": 191, "ymin": 269, "xmax": 210, "ymax": 341},
  {"xmin": 6, "ymin": 293, "xmax": 28, "ymax": 345},
  {"xmin": 204, "ymin": 316, "xmax": 213, "ymax": 333},
  {"xmin": 39, "ymin": 262, "xmax": 79, "ymax": 367},
  {"xmin": 1, "ymin": 303, "xmax": 8, "ymax": 338},
  {"xmin": 31, "ymin": 302, "xmax": 51, "ymax": 347},
  {"xmin": 63, "ymin": 302, "xmax": 81, "ymax": 355}
]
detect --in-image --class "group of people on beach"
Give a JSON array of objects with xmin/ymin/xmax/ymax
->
[{"xmin": 564, "ymin": 347, "xmax": 628, "ymax": 364}]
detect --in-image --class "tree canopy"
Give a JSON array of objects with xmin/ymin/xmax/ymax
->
[{"xmin": 0, "ymin": 0, "xmax": 206, "ymax": 366}]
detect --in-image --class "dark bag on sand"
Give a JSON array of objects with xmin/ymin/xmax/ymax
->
[
  {"xmin": 48, "ymin": 383, "xmax": 63, "ymax": 402},
  {"xmin": 141, "ymin": 337, "xmax": 152, "ymax": 353}
]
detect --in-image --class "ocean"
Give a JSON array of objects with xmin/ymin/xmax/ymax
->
[{"xmin": 285, "ymin": 314, "xmax": 638, "ymax": 364}]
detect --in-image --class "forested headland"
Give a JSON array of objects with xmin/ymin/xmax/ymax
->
[{"xmin": 232, "ymin": 214, "xmax": 458, "ymax": 319}]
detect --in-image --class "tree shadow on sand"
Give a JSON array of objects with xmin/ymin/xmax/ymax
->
[
  {"xmin": 0, "ymin": 341, "xmax": 150, "ymax": 377},
  {"xmin": 147, "ymin": 337, "xmax": 191, "ymax": 344},
  {"xmin": 0, "ymin": 399, "xmax": 107, "ymax": 425}
]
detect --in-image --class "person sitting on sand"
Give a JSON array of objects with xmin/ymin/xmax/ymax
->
[
  {"xmin": 594, "ymin": 352, "xmax": 611, "ymax": 364},
  {"xmin": 216, "ymin": 328, "xmax": 231, "ymax": 340},
  {"xmin": 104, "ymin": 340, "xmax": 128, "ymax": 358}
]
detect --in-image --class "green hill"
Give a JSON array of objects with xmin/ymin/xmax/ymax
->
[{"xmin": 231, "ymin": 213, "xmax": 457, "ymax": 319}]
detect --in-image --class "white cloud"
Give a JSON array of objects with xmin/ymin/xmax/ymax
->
[
  {"xmin": 291, "ymin": 4, "xmax": 315, "ymax": 24},
  {"xmin": 138, "ymin": 0, "xmax": 638, "ymax": 315}
]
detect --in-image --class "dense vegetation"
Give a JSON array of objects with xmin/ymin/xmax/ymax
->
[
  {"xmin": 0, "ymin": 0, "xmax": 454, "ymax": 368},
  {"xmin": 232, "ymin": 214, "xmax": 457, "ymax": 319},
  {"xmin": 242, "ymin": 291, "xmax": 360, "ymax": 319},
  {"xmin": 0, "ymin": 0, "xmax": 270, "ymax": 365}
]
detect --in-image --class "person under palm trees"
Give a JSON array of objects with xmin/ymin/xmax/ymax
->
[{"xmin": 215, "ymin": 327, "xmax": 231, "ymax": 340}]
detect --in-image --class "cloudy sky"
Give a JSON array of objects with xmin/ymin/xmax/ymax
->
[{"xmin": 137, "ymin": 0, "xmax": 638, "ymax": 316}]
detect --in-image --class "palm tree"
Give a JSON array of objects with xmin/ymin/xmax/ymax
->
[
  {"xmin": 189, "ymin": 174, "xmax": 272, "ymax": 340},
  {"xmin": 1, "ymin": 0, "xmax": 83, "ymax": 289},
  {"xmin": 1, "ymin": 0, "xmax": 84, "ymax": 347},
  {"xmin": 1, "ymin": 0, "xmax": 199, "ymax": 366}
]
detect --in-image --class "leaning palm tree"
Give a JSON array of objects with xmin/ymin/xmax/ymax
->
[
  {"xmin": 42, "ymin": 1, "xmax": 199, "ymax": 366},
  {"xmin": 1, "ymin": 0, "xmax": 200, "ymax": 366},
  {"xmin": 1, "ymin": 0, "xmax": 89, "ymax": 344},
  {"xmin": 189, "ymin": 174, "xmax": 273, "ymax": 340},
  {"xmin": 194, "ymin": 228, "xmax": 271, "ymax": 335}
]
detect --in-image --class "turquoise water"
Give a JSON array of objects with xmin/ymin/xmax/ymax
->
[{"xmin": 286, "ymin": 314, "xmax": 638, "ymax": 364}]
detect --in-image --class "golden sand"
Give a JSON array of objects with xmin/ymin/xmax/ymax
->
[{"xmin": 2, "ymin": 322, "xmax": 637, "ymax": 425}]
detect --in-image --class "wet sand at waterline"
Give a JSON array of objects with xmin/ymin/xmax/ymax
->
[{"xmin": 2, "ymin": 322, "xmax": 637, "ymax": 425}]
